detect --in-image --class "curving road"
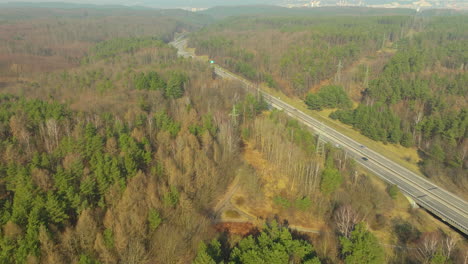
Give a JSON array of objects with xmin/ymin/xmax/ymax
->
[{"xmin": 170, "ymin": 36, "xmax": 468, "ymax": 235}]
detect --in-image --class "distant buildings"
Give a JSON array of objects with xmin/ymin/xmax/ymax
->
[
  {"xmin": 178, "ymin": 0, "xmax": 465, "ymax": 11},
  {"xmin": 280, "ymin": 0, "xmax": 466, "ymax": 10}
]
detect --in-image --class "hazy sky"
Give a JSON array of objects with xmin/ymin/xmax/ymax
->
[
  {"xmin": 2, "ymin": 0, "xmax": 457, "ymax": 8},
  {"xmin": 0, "ymin": 0, "xmax": 284, "ymax": 8}
]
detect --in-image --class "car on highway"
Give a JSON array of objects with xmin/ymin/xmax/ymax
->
[
  {"xmin": 360, "ymin": 145, "xmax": 366, "ymax": 148},
  {"xmin": 361, "ymin": 157, "xmax": 368, "ymax": 161}
]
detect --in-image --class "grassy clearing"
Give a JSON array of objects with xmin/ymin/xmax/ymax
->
[
  {"xmin": 224, "ymin": 210, "xmax": 241, "ymax": 219},
  {"xmin": 240, "ymin": 142, "xmax": 326, "ymax": 229}
]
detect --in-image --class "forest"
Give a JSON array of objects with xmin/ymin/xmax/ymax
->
[
  {"xmin": 0, "ymin": 5, "xmax": 466, "ymax": 264},
  {"xmin": 330, "ymin": 16, "xmax": 467, "ymax": 194},
  {"xmin": 190, "ymin": 11, "xmax": 467, "ymax": 198},
  {"xmin": 190, "ymin": 14, "xmax": 413, "ymax": 95}
]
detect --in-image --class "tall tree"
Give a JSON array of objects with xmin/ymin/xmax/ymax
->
[{"xmin": 340, "ymin": 223, "xmax": 385, "ymax": 264}]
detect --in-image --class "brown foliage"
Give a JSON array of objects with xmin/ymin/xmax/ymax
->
[
  {"xmin": 31, "ymin": 168, "xmax": 53, "ymax": 192},
  {"xmin": 75, "ymin": 209, "xmax": 99, "ymax": 253},
  {"xmin": 214, "ymin": 222, "xmax": 256, "ymax": 236},
  {"xmin": 3, "ymin": 221, "xmax": 22, "ymax": 239},
  {"xmin": 38, "ymin": 226, "xmax": 59, "ymax": 263}
]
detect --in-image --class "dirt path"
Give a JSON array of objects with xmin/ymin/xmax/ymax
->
[
  {"xmin": 289, "ymin": 225, "xmax": 321, "ymax": 234},
  {"xmin": 212, "ymin": 174, "xmax": 241, "ymax": 217}
]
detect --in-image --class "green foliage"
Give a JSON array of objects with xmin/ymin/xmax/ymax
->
[
  {"xmin": 193, "ymin": 242, "xmax": 217, "ymax": 264},
  {"xmin": 305, "ymin": 85, "xmax": 352, "ymax": 110},
  {"xmin": 189, "ymin": 124, "xmax": 204, "ymax": 136},
  {"xmin": 165, "ymin": 72, "xmax": 187, "ymax": 99},
  {"xmin": 96, "ymin": 79, "xmax": 113, "ymax": 93},
  {"xmin": 148, "ymin": 209, "xmax": 162, "ymax": 231},
  {"xmin": 103, "ymin": 228, "xmax": 114, "ymax": 249},
  {"xmin": 320, "ymin": 167, "xmax": 342, "ymax": 195},
  {"xmin": 304, "ymin": 94, "xmax": 323, "ymax": 111},
  {"xmin": 400, "ymin": 132, "xmax": 414, "ymax": 148},
  {"xmin": 45, "ymin": 192, "xmax": 69, "ymax": 224},
  {"xmin": 10, "ymin": 168, "xmax": 35, "ymax": 225},
  {"xmin": 340, "ymin": 223, "xmax": 385, "ymax": 264},
  {"xmin": 0, "ymin": 236, "xmax": 15, "ymax": 263},
  {"xmin": 392, "ymin": 219, "xmax": 420, "ymax": 244},
  {"xmin": 134, "ymin": 71, "xmax": 166, "ymax": 91},
  {"xmin": 163, "ymin": 186, "xmax": 179, "ymax": 208},
  {"xmin": 89, "ymin": 37, "xmax": 163, "ymax": 61},
  {"xmin": 430, "ymin": 249, "xmax": 449, "ymax": 264},
  {"xmin": 0, "ymin": 95, "xmax": 70, "ymax": 130},
  {"xmin": 0, "ymin": 200, "xmax": 12, "ymax": 226},
  {"xmin": 79, "ymin": 254, "xmax": 102, "ymax": 264},
  {"xmin": 264, "ymin": 73, "xmax": 277, "ymax": 88},
  {"xmin": 387, "ymin": 184, "xmax": 399, "ymax": 200},
  {"xmin": 429, "ymin": 144, "xmax": 445, "ymax": 163},
  {"xmin": 192, "ymin": 16, "xmax": 411, "ymax": 95},
  {"xmin": 273, "ymin": 196, "xmax": 291, "ymax": 209},
  {"xmin": 273, "ymin": 196, "xmax": 312, "ymax": 212},
  {"xmin": 229, "ymin": 221, "xmax": 321, "ymax": 264},
  {"xmin": 294, "ymin": 197, "xmax": 312, "ymax": 211},
  {"xmin": 236, "ymin": 94, "xmax": 269, "ymax": 121},
  {"xmin": 189, "ymin": 114, "xmax": 218, "ymax": 137},
  {"xmin": 266, "ymin": 111, "xmax": 316, "ymax": 155},
  {"xmin": 194, "ymin": 35, "xmax": 233, "ymax": 53},
  {"xmin": 232, "ymin": 60, "xmax": 257, "ymax": 80},
  {"xmin": 331, "ymin": 103, "xmax": 402, "ymax": 144},
  {"xmin": 333, "ymin": 16, "xmax": 468, "ymax": 187},
  {"xmin": 154, "ymin": 111, "xmax": 181, "ymax": 137},
  {"xmin": 193, "ymin": 239, "xmax": 223, "ymax": 264}
]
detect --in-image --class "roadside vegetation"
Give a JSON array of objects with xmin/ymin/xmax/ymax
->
[
  {"xmin": 190, "ymin": 12, "xmax": 467, "ymax": 198},
  {"xmin": 331, "ymin": 16, "xmax": 467, "ymax": 195}
]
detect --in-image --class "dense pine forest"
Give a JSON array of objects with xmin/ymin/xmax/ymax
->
[
  {"xmin": 0, "ymin": 5, "xmax": 466, "ymax": 264},
  {"xmin": 331, "ymin": 16, "xmax": 467, "ymax": 194}
]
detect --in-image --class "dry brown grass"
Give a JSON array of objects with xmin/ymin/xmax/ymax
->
[
  {"xmin": 224, "ymin": 210, "xmax": 241, "ymax": 219},
  {"xmin": 235, "ymin": 142, "xmax": 325, "ymax": 230}
]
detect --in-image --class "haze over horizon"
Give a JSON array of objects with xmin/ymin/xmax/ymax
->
[
  {"xmin": 0, "ymin": 0, "xmax": 464, "ymax": 9},
  {"xmin": 2, "ymin": 0, "xmax": 281, "ymax": 8}
]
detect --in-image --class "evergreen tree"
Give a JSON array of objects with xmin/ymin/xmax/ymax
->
[
  {"xmin": 193, "ymin": 243, "xmax": 217, "ymax": 264},
  {"xmin": 148, "ymin": 209, "xmax": 162, "ymax": 231},
  {"xmin": 165, "ymin": 72, "xmax": 187, "ymax": 99},
  {"xmin": 147, "ymin": 71, "xmax": 166, "ymax": 91},
  {"xmin": 305, "ymin": 94, "xmax": 323, "ymax": 111},
  {"xmin": 340, "ymin": 223, "xmax": 385, "ymax": 264},
  {"xmin": 320, "ymin": 156, "xmax": 342, "ymax": 195},
  {"xmin": 45, "ymin": 192, "xmax": 69, "ymax": 224},
  {"xmin": 228, "ymin": 221, "xmax": 321, "ymax": 264}
]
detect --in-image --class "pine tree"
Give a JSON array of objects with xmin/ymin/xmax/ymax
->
[
  {"xmin": 45, "ymin": 192, "xmax": 69, "ymax": 224},
  {"xmin": 340, "ymin": 223, "xmax": 385, "ymax": 264},
  {"xmin": 165, "ymin": 72, "xmax": 186, "ymax": 99}
]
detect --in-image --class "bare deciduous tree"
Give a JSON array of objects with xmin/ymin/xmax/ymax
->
[
  {"xmin": 75, "ymin": 209, "xmax": 99, "ymax": 252},
  {"xmin": 417, "ymin": 232, "xmax": 441, "ymax": 264},
  {"xmin": 442, "ymin": 234, "xmax": 458, "ymax": 260},
  {"xmin": 31, "ymin": 168, "xmax": 53, "ymax": 192},
  {"xmin": 334, "ymin": 204, "xmax": 361, "ymax": 238}
]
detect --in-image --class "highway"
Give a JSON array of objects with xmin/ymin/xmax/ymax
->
[{"xmin": 170, "ymin": 36, "xmax": 468, "ymax": 235}]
